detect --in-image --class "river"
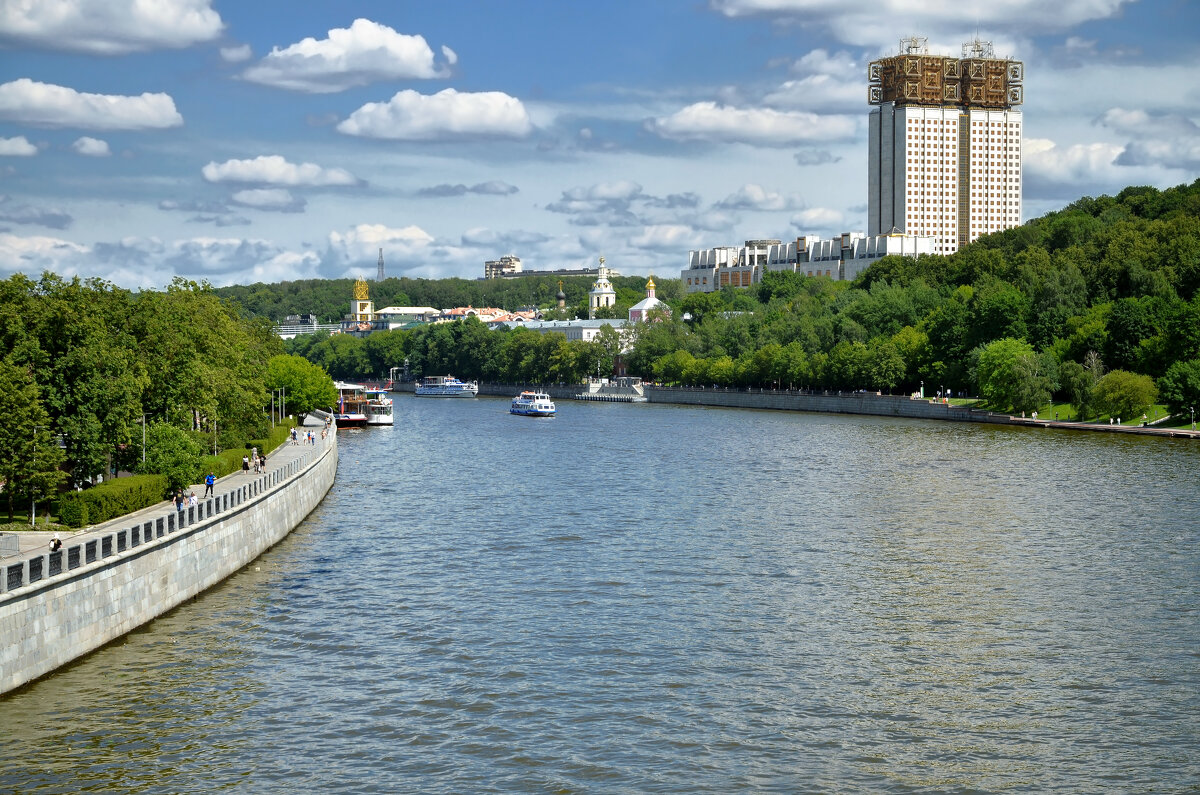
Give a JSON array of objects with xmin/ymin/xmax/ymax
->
[{"xmin": 2, "ymin": 397, "xmax": 1198, "ymax": 793}]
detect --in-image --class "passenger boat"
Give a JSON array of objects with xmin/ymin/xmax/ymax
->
[
  {"xmin": 415, "ymin": 375, "xmax": 479, "ymax": 397},
  {"xmin": 333, "ymin": 381, "xmax": 369, "ymax": 427},
  {"xmin": 510, "ymin": 391, "xmax": 556, "ymax": 417},
  {"xmin": 364, "ymin": 388, "xmax": 394, "ymax": 426}
]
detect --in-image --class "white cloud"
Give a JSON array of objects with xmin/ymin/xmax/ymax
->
[
  {"xmin": 764, "ymin": 73, "xmax": 861, "ymax": 112},
  {"xmin": 417, "ymin": 181, "xmax": 520, "ymax": 198},
  {"xmin": 72, "ymin": 136, "xmax": 111, "ymax": 156},
  {"xmin": 546, "ymin": 181, "xmax": 645, "ymax": 226},
  {"xmin": 794, "ymin": 149, "xmax": 842, "ymax": 166},
  {"xmin": 1023, "ymin": 137, "xmax": 1125, "ymax": 185},
  {"xmin": 323, "ymin": 223, "xmax": 437, "ymax": 276},
  {"xmin": 0, "ymin": 136, "xmax": 37, "ymax": 156},
  {"xmin": 1097, "ymin": 108, "xmax": 1200, "ymax": 170},
  {"xmin": 791, "ymin": 207, "xmax": 844, "ymax": 231},
  {"xmin": 201, "ymin": 155, "xmax": 359, "ymax": 186},
  {"xmin": 230, "ymin": 188, "xmax": 306, "ymax": 212},
  {"xmin": 629, "ymin": 224, "xmax": 705, "ymax": 251},
  {"xmin": 220, "ymin": 44, "xmax": 252, "ymax": 63},
  {"xmin": 0, "ymin": 196, "xmax": 72, "ymax": 229},
  {"xmin": 336, "ymin": 88, "xmax": 533, "ymax": 140},
  {"xmin": 716, "ymin": 184, "xmax": 796, "ymax": 211},
  {"xmin": 709, "ymin": 0, "xmax": 1133, "ymax": 47},
  {"xmin": 242, "ymin": 18, "xmax": 450, "ymax": 93},
  {"xmin": 0, "ymin": 233, "xmax": 89, "ymax": 275},
  {"xmin": 0, "ymin": 0, "xmax": 223, "ymax": 55},
  {"xmin": 0, "ymin": 79, "xmax": 182, "ymax": 130},
  {"xmin": 648, "ymin": 102, "xmax": 855, "ymax": 146}
]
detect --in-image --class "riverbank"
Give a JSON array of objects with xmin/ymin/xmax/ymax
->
[
  {"xmin": 393, "ymin": 381, "xmax": 1200, "ymax": 439},
  {"xmin": 0, "ymin": 417, "xmax": 338, "ymax": 695}
]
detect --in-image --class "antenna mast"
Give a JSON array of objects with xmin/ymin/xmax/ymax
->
[{"xmin": 376, "ymin": 247, "xmax": 384, "ymax": 281}]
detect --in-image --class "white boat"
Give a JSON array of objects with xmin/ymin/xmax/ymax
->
[
  {"xmin": 510, "ymin": 391, "xmax": 556, "ymax": 417},
  {"xmin": 415, "ymin": 375, "xmax": 478, "ymax": 397},
  {"xmin": 333, "ymin": 381, "xmax": 369, "ymax": 427},
  {"xmin": 364, "ymin": 388, "xmax": 394, "ymax": 426}
]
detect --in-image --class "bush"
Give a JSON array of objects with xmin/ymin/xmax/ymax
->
[
  {"xmin": 1092, "ymin": 369, "xmax": 1158, "ymax": 419},
  {"xmin": 55, "ymin": 474, "xmax": 168, "ymax": 528},
  {"xmin": 199, "ymin": 449, "xmax": 246, "ymax": 479},
  {"xmin": 140, "ymin": 422, "xmax": 205, "ymax": 492},
  {"xmin": 57, "ymin": 495, "xmax": 88, "ymax": 528}
]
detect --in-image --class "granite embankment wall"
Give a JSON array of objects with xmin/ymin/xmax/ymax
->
[
  {"xmin": 396, "ymin": 380, "xmax": 1010, "ymax": 422},
  {"xmin": 0, "ymin": 436, "xmax": 337, "ymax": 695},
  {"xmin": 645, "ymin": 386, "xmax": 1015, "ymax": 423}
]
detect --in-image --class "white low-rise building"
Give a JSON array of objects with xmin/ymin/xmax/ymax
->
[
  {"xmin": 681, "ymin": 232, "xmax": 934, "ymax": 293},
  {"xmin": 496, "ymin": 318, "xmax": 627, "ymax": 343}
]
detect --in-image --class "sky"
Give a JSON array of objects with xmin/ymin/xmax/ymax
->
[{"xmin": 1, "ymin": 0, "xmax": 1198, "ymax": 290}]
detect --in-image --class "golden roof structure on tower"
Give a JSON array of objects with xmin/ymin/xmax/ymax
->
[
  {"xmin": 354, "ymin": 277, "xmax": 369, "ymax": 301},
  {"xmin": 868, "ymin": 37, "xmax": 1022, "ymax": 109}
]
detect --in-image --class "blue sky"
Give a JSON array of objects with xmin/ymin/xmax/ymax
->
[{"xmin": 1, "ymin": 0, "xmax": 1198, "ymax": 289}]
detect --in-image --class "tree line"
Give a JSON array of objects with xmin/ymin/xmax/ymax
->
[
  {"xmin": 0, "ymin": 275, "xmax": 336, "ymax": 520},
  {"xmin": 216, "ymin": 273, "xmax": 682, "ymax": 324},
  {"xmin": 281, "ymin": 179, "xmax": 1200, "ymax": 423}
]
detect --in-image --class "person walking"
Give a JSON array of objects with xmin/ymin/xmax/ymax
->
[
  {"xmin": 204, "ymin": 472, "xmax": 215, "ymax": 497},
  {"xmin": 242, "ymin": 454, "xmax": 250, "ymax": 473},
  {"xmin": 174, "ymin": 490, "xmax": 184, "ymax": 512}
]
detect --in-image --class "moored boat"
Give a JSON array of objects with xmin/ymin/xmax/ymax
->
[
  {"xmin": 415, "ymin": 375, "xmax": 479, "ymax": 397},
  {"xmin": 364, "ymin": 388, "xmax": 394, "ymax": 426},
  {"xmin": 510, "ymin": 391, "xmax": 556, "ymax": 417},
  {"xmin": 333, "ymin": 381, "xmax": 369, "ymax": 427}
]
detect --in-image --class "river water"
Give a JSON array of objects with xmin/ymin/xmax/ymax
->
[{"xmin": 2, "ymin": 398, "xmax": 1198, "ymax": 793}]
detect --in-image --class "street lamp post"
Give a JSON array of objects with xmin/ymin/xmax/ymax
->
[
  {"xmin": 1191, "ymin": 405, "xmax": 1195, "ymax": 431},
  {"xmin": 30, "ymin": 425, "xmax": 40, "ymax": 527},
  {"xmin": 920, "ymin": 380, "xmax": 924, "ymax": 399}
]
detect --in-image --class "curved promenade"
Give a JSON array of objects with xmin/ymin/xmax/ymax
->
[{"xmin": 0, "ymin": 424, "xmax": 338, "ymax": 695}]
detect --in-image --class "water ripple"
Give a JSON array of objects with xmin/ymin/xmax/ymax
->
[{"xmin": 2, "ymin": 402, "xmax": 1199, "ymax": 793}]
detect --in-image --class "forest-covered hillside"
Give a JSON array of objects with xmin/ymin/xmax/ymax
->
[
  {"xmin": 215, "ymin": 273, "xmax": 682, "ymax": 323},
  {"xmin": 271, "ymin": 179, "xmax": 1200, "ymax": 421}
]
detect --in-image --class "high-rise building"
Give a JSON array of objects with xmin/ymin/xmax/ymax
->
[{"xmin": 868, "ymin": 37, "xmax": 1023, "ymax": 254}]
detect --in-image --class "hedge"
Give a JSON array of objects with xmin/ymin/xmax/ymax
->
[
  {"xmin": 56, "ymin": 474, "xmax": 169, "ymax": 529},
  {"xmin": 247, "ymin": 419, "xmax": 294, "ymax": 458}
]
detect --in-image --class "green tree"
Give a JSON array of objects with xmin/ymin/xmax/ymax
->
[
  {"xmin": 867, "ymin": 338, "xmax": 905, "ymax": 394},
  {"xmin": 265, "ymin": 355, "xmax": 337, "ymax": 417},
  {"xmin": 652, "ymin": 349, "xmax": 695, "ymax": 385},
  {"xmin": 0, "ymin": 362, "xmax": 67, "ymax": 521},
  {"xmin": 1058, "ymin": 360, "xmax": 1095, "ymax": 420},
  {"xmin": 1091, "ymin": 370, "xmax": 1159, "ymax": 420},
  {"xmin": 1156, "ymin": 359, "xmax": 1200, "ymax": 425},
  {"xmin": 975, "ymin": 338, "xmax": 1048, "ymax": 412},
  {"xmin": 138, "ymin": 421, "xmax": 204, "ymax": 493}
]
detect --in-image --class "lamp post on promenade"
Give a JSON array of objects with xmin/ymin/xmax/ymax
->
[
  {"xmin": 920, "ymin": 380, "xmax": 924, "ymax": 399},
  {"xmin": 30, "ymin": 425, "xmax": 40, "ymax": 526}
]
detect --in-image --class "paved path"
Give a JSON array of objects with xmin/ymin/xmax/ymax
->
[
  {"xmin": 3, "ymin": 419, "xmax": 331, "ymax": 562},
  {"xmin": 1007, "ymin": 416, "xmax": 1200, "ymax": 438}
]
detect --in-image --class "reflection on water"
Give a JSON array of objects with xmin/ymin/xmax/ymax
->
[{"xmin": 3, "ymin": 399, "xmax": 1198, "ymax": 792}]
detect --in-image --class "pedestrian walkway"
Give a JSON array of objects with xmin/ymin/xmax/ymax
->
[{"xmin": 3, "ymin": 419, "xmax": 331, "ymax": 562}]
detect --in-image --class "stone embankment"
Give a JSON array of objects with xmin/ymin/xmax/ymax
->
[
  {"xmin": 393, "ymin": 380, "xmax": 1199, "ymax": 437},
  {"xmin": 0, "ymin": 427, "xmax": 338, "ymax": 695},
  {"xmin": 646, "ymin": 386, "xmax": 1008, "ymax": 423}
]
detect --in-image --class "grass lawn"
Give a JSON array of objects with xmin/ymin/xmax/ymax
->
[
  {"xmin": 946, "ymin": 399, "xmax": 1186, "ymax": 427},
  {"xmin": 0, "ymin": 520, "xmax": 70, "ymax": 534}
]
